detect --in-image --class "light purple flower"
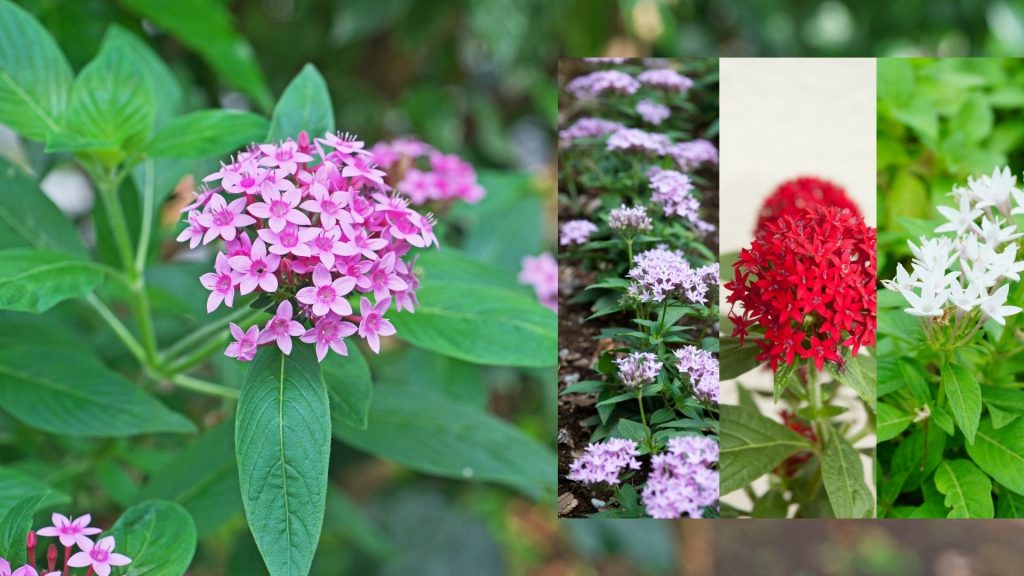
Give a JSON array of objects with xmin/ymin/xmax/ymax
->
[
  {"xmin": 67, "ymin": 536, "xmax": 131, "ymax": 576},
  {"xmin": 357, "ymin": 252, "xmax": 408, "ymax": 302},
  {"xmin": 615, "ymin": 351, "xmax": 662, "ymax": 388},
  {"xmin": 606, "ymin": 128, "xmax": 670, "ymax": 155},
  {"xmin": 673, "ymin": 346, "xmax": 719, "ymax": 404},
  {"xmin": 176, "ymin": 210, "xmax": 205, "ymax": 249},
  {"xmin": 300, "ymin": 314, "xmax": 357, "ymax": 361},
  {"xmin": 197, "ymin": 194, "xmax": 255, "ymax": 244},
  {"xmin": 627, "ymin": 246, "xmax": 710, "ymax": 304},
  {"xmin": 228, "ymin": 238, "xmax": 281, "ymax": 295},
  {"xmin": 668, "ymin": 139, "xmax": 718, "ymax": 171},
  {"xmin": 636, "ymin": 99, "xmax": 670, "ymax": 125},
  {"xmin": 558, "ymin": 117, "xmax": 625, "ymax": 148},
  {"xmin": 296, "ymin": 264, "xmax": 356, "ymax": 317},
  {"xmin": 559, "ymin": 219, "xmax": 598, "ymax": 246},
  {"xmin": 637, "ymin": 68, "xmax": 693, "ymax": 92},
  {"xmin": 247, "ymin": 188, "xmax": 310, "ymax": 233},
  {"xmin": 641, "ymin": 436, "xmax": 718, "ymax": 519},
  {"xmin": 257, "ymin": 222, "xmax": 318, "ymax": 258},
  {"xmin": 566, "ymin": 438, "xmax": 641, "ymax": 485},
  {"xmin": 358, "ymin": 296, "xmax": 396, "ymax": 353},
  {"xmin": 608, "ymin": 204, "xmax": 653, "ymax": 233},
  {"xmin": 36, "ymin": 513, "xmax": 102, "ymax": 549},
  {"xmin": 199, "ymin": 252, "xmax": 238, "ymax": 312},
  {"xmin": 566, "ymin": 70, "xmax": 640, "ymax": 99},
  {"xmin": 648, "ymin": 169, "xmax": 704, "ymax": 230},
  {"xmin": 225, "ymin": 323, "xmax": 260, "ymax": 362},
  {"xmin": 257, "ymin": 300, "xmax": 305, "ymax": 355},
  {"xmin": 518, "ymin": 252, "xmax": 558, "ymax": 312}
]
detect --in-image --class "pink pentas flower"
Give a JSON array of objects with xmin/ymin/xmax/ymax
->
[
  {"xmin": 257, "ymin": 223, "xmax": 317, "ymax": 258},
  {"xmin": 11, "ymin": 566, "xmax": 40, "ymax": 576},
  {"xmin": 222, "ymin": 165, "xmax": 265, "ymax": 195},
  {"xmin": 176, "ymin": 211, "xmax": 205, "ymax": 249},
  {"xmin": 519, "ymin": 252, "xmax": 558, "ymax": 312},
  {"xmin": 357, "ymin": 252, "xmax": 408, "ymax": 301},
  {"xmin": 197, "ymin": 194, "xmax": 255, "ymax": 244},
  {"xmin": 307, "ymin": 226, "xmax": 346, "ymax": 268},
  {"xmin": 225, "ymin": 323, "xmax": 260, "ymax": 362},
  {"xmin": 300, "ymin": 314, "xmax": 357, "ymax": 361},
  {"xmin": 36, "ymin": 513, "xmax": 102, "ymax": 549},
  {"xmin": 67, "ymin": 536, "xmax": 131, "ymax": 576},
  {"xmin": 0, "ymin": 557, "xmax": 10, "ymax": 576},
  {"xmin": 296, "ymin": 264, "xmax": 356, "ymax": 316},
  {"xmin": 258, "ymin": 300, "xmax": 305, "ymax": 355},
  {"xmin": 200, "ymin": 253, "xmax": 238, "ymax": 312},
  {"xmin": 340, "ymin": 155, "xmax": 387, "ymax": 188},
  {"xmin": 339, "ymin": 229, "xmax": 388, "ymax": 260},
  {"xmin": 247, "ymin": 188, "xmax": 310, "ymax": 233},
  {"xmin": 358, "ymin": 296, "xmax": 397, "ymax": 353},
  {"xmin": 229, "ymin": 238, "xmax": 281, "ymax": 294},
  {"xmin": 300, "ymin": 185, "xmax": 350, "ymax": 228},
  {"xmin": 259, "ymin": 140, "xmax": 313, "ymax": 176}
]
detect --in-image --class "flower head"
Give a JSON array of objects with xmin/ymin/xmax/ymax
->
[
  {"xmin": 358, "ymin": 297, "xmax": 397, "ymax": 353},
  {"xmin": 258, "ymin": 300, "xmax": 306, "ymax": 355},
  {"xmin": 673, "ymin": 346, "xmax": 719, "ymax": 404},
  {"xmin": 565, "ymin": 70, "xmax": 640, "ymax": 99},
  {"xmin": 36, "ymin": 513, "xmax": 101, "ymax": 549},
  {"xmin": 641, "ymin": 436, "xmax": 719, "ymax": 519},
  {"xmin": 67, "ymin": 536, "xmax": 131, "ymax": 576},
  {"xmin": 566, "ymin": 438, "xmax": 642, "ymax": 485},
  {"xmin": 558, "ymin": 117, "xmax": 625, "ymax": 148},
  {"xmin": 296, "ymin": 264, "xmax": 356, "ymax": 317},
  {"xmin": 225, "ymin": 323, "xmax": 260, "ymax": 362},
  {"xmin": 370, "ymin": 139, "xmax": 484, "ymax": 205},
  {"xmin": 755, "ymin": 177, "xmax": 861, "ymax": 232},
  {"xmin": 608, "ymin": 204, "xmax": 653, "ymax": 234},
  {"xmin": 300, "ymin": 314, "xmax": 357, "ymax": 362},
  {"xmin": 637, "ymin": 68, "xmax": 693, "ymax": 93},
  {"xmin": 636, "ymin": 99, "xmax": 670, "ymax": 125},
  {"xmin": 615, "ymin": 351, "xmax": 662, "ymax": 388},
  {"xmin": 627, "ymin": 246, "xmax": 711, "ymax": 304},
  {"xmin": 519, "ymin": 252, "xmax": 558, "ymax": 312},
  {"xmin": 667, "ymin": 139, "xmax": 718, "ymax": 172},
  {"xmin": 559, "ymin": 219, "xmax": 598, "ymax": 246}
]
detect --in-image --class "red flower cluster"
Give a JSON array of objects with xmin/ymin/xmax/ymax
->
[
  {"xmin": 755, "ymin": 177, "xmax": 861, "ymax": 231},
  {"xmin": 725, "ymin": 206, "xmax": 876, "ymax": 371}
]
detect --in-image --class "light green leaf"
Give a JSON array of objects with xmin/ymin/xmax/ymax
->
[
  {"xmin": 103, "ymin": 26, "xmax": 182, "ymax": 128},
  {"xmin": 772, "ymin": 361, "xmax": 797, "ymax": 403},
  {"xmin": 333, "ymin": 386, "xmax": 554, "ymax": 499},
  {"xmin": 105, "ymin": 500, "xmax": 197, "ymax": 575},
  {"xmin": 0, "ymin": 492, "xmax": 47, "ymax": 564},
  {"xmin": 950, "ymin": 94, "xmax": 994, "ymax": 143},
  {"xmin": 877, "ymin": 402, "xmax": 914, "ymax": 443},
  {"xmin": 0, "ymin": 467, "xmax": 68, "ymax": 517},
  {"xmin": 0, "ymin": 249, "xmax": 103, "ymax": 313},
  {"xmin": 942, "ymin": 363, "xmax": 981, "ymax": 445},
  {"xmin": 934, "ymin": 459, "xmax": 993, "ymax": 519},
  {"xmin": 143, "ymin": 109, "xmax": 269, "ymax": 158},
  {"xmin": 414, "ymin": 248, "xmax": 521, "ymax": 291},
  {"xmin": 821, "ymin": 432, "xmax": 874, "ymax": 518},
  {"xmin": 0, "ymin": 345, "xmax": 195, "ymax": 436},
  {"xmin": 719, "ymin": 337, "xmax": 761, "ymax": 381},
  {"xmin": 0, "ymin": 157, "xmax": 85, "ymax": 256},
  {"xmin": 390, "ymin": 280, "xmax": 556, "ymax": 367},
  {"xmin": 236, "ymin": 345, "xmax": 330, "ymax": 576},
  {"xmin": 965, "ymin": 417, "xmax": 1024, "ymax": 496},
  {"xmin": 997, "ymin": 488, "xmax": 1024, "ymax": 518},
  {"xmin": 751, "ymin": 489, "xmax": 788, "ymax": 518},
  {"xmin": 323, "ymin": 345, "xmax": 373, "ymax": 430},
  {"xmin": 0, "ymin": 0, "xmax": 72, "ymax": 141},
  {"xmin": 720, "ymin": 404, "xmax": 812, "ymax": 495},
  {"xmin": 267, "ymin": 64, "xmax": 334, "ymax": 141}
]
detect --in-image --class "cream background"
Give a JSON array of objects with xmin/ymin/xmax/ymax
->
[{"xmin": 719, "ymin": 58, "xmax": 877, "ymax": 516}]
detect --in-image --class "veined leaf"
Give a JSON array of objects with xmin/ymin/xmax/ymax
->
[
  {"xmin": 143, "ymin": 109, "xmax": 269, "ymax": 158},
  {"xmin": 720, "ymin": 404, "xmax": 812, "ymax": 495},
  {"xmin": 821, "ymin": 431, "xmax": 874, "ymax": 518},
  {"xmin": 719, "ymin": 337, "xmax": 761, "ymax": 381},
  {"xmin": 105, "ymin": 500, "xmax": 197, "ymax": 574},
  {"xmin": 877, "ymin": 402, "xmax": 914, "ymax": 443},
  {"xmin": 965, "ymin": 417, "xmax": 1024, "ymax": 497},
  {"xmin": 942, "ymin": 363, "xmax": 981, "ymax": 445},
  {"xmin": 0, "ymin": 492, "xmax": 47, "ymax": 564},
  {"xmin": 323, "ymin": 345, "xmax": 373, "ymax": 430},
  {"xmin": 934, "ymin": 459, "xmax": 993, "ymax": 519},
  {"xmin": 267, "ymin": 64, "xmax": 334, "ymax": 141},
  {"xmin": 0, "ymin": 467, "xmax": 69, "ymax": 517},
  {"xmin": 0, "ymin": 249, "xmax": 103, "ymax": 313},
  {"xmin": 0, "ymin": 158, "xmax": 85, "ymax": 256},
  {"xmin": 773, "ymin": 361, "xmax": 797, "ymax": 403}
]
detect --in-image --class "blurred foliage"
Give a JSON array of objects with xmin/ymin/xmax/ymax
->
[{"xmin": 559, "ymin": 0, "xmax": 1024, "ymax": 57}]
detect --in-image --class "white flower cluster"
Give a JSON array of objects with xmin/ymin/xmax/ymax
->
[{"xmin": 883, "ymin": 167, "xmax": 1024, "ymax": 328}]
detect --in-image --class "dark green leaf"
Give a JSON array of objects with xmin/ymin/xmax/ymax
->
[
  {"xmin": 827, "ymin": 351, "xmax": 876, "ymax": 412},
  {"xmin": 719, "ymin": 337, "xmax": 762, "ymax": 381},
  {"xmin": 997, "ymin": 488, "xmax": 1024, "ymax": 518},
  {"xmin": 0, "ymin": 467, "xmax": 68, "ymax": 517},
  {"xmin": 0, "ymin": 157, "xmax": 85, "ymax": 256},
  {"xmin": 0, "ymin": 249, "xmax": 103, "ymax": 313},
  {"xmin": 267, "ymin": 64, "xmax": 334, "ymax": 141},
  {"xmin": 105, "ymin": 500, "xmax": 197, "ymax": 574},
  {"xmin": 143, "ymin": 109, "xmax": 269, "ymax": 158},
  {"xmin": 720, "ymin": 404, "xmax": 812, "ymax": 495},
  {"xmin": 0, "ymin": 492, "xmax": 47, "ymax": 564},
  {"xmin": 323, "ymin": 345, "xmax": 373, "ymax": 430},
  {"xmin": 751, "ymin": 489, "xmax": 788, "ymax": 518},
  {"xmin": 611, "ymin": 418, "xmax": 648, "ymax": 444},
  {"xmin": 821, "ymin": 432, "xmax": 873, "ymax": 518}
]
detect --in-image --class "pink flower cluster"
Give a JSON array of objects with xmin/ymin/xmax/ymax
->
[
  {"xmin": 615, "ymin": 351, "xmax": 662, "ymax": 388},
  {"xmin": 1, "ymin": 514, "xmax": 131, "ymax": 576},
  {"xmin": 626, "ymin": 246, "xmax": 715, "ymax": 304},
  {"xmin": 641, "ymin": 436, "xmax": 719, "ymax": 519},
  {"xmin": 558, "ymin": 117, "xmax": 625, "ymax": 148},
  {"xmin": 669, "ymin": 139, "xmax": 719, "ymax": 171},
  {"xmin": 178, "ymin": 131, "xmax": 440, "ymax": 362},
  {"xmin": 637, "ymin": 68, "xmax": 693, "ymax": 93},
  {"xmin": 369, "ymin": 138, "xmax": 484, "ymax": 205},
  {"xmin": 518, "ymin": 252, "xmax": 558, "ymax": 312},
  {"xmin": 608, "ymin": 204, "xmax": 653, "ymax": 233},
  {"xmin": 566, "ymin": 70, "xmax": 640, "ymax": 99},
  {"xmin": 566, "ymin": 438, "xmax": 642, "ymax": 485},
  {"xmin": 636, "ymin": 99, "xmax": 670, "ymax": 125},
  {"xmin": 560, "ymin": 219, "xmax": 598, "ymax": 246},
  {"xmin": 606, "ymin": 128, "xmax": 671, "ymax": 155},
  {"xmin": 673, "ymin": 345, "xmax": 719, "ymax": 404}
]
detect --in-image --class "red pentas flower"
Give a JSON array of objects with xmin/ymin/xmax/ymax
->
[
  {"xmin": 755, "ymin": 177, "xmax": 861, "ymax": 231},
  {"xmin": 724, "ymin": 206, "xmax": 876, "ymax": 371}
]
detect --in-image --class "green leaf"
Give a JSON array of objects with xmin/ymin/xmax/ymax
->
[
  {"xmin": 0, "ymin": 249, "xmax": 103, "ymax": 313},
  {"xmin": 942, "ymin": 363, "xmax": 981, "ymax": 445},
  {"xmin": 267, "ymin": 64, "xmax": 334, "ymax": 141},
  {"xmin": 997, "ymin": 488, "xmax": 1024, "ymax": 518},
  {"xmin": 559, "ymin": 380, "xmax": 605, "ymax": 395},
  {"xmin": 821, "ymin": 432, "xmax": 873, "ymax": 518},
  {"xmin": 117, "ymin": 0, "xmax": 272, "ymax": 110},
  {"xmin": 0, "ymin": 345, "xmax": 195, "ymax": 437},
  {"xmin": 772, "ymin": 361, "xmax": 797, "ymax": 403},
  {"xmin": 137, "ymin": 422, "xmax": 241, "ymax": 537},
  {"xmin": 143, "ymin": 109, "xmax": 269, "ymax": 158},
  {"xmin": 391, "ymin": 280, "xmax": 556, "ymax": 367},
  {"xmin": 0, "ymin": 467, "xmax": 68, "ymax": 517},
  {"xmin": 827, "ymin": 351, "xmax": 876, "ymax": 412},
  {"xmin": 965, "ymin": 417, "xmax": 1024, "ymax": 496},
  {"xmin": 720, "ymin": 404, "xmax": 812, "ymax": 495},
  {"xmin": 719, "ymin": 337, "xmax": 762, "ymax": 381},
  {"xmin": 236, "ymin": 344, "xmax": 330, "ymax": 576},
  {"xmin": 103, "ymin": 26, "xmax": 182, "ymax": 129},
  {"xmin": 751, "ymin": 489, "xmax": 788, "ymax": 518},
  {"xmin": 0, "ymin": 0, "xmax": 72, "ymax": 141},
  {"xmin": 56, "ymin": 26, "xmax": 156, "ymax": 155},
  {"xmin": 105, "ymin": 500, "xmax": 197, "ymax": 575},
  {"xmin": 333, "ymin": 386, "xmax": 554, "ymax": 499},
  {"xmin": 877, "ymin": 402, "xmax": 914, "ymax": 442},
  {"xmin": 0, "ymin": 492, "xmax": 47, "ymax": 564},
  {"xmin": 414, "ymin": 248, "xmax": 521, "ymax": 291},
  {"xmin": 950, "ymin": 94, "xmax": 994, "ymax": 143},
  {"xmin": 323, "ymin": 345, "xmax": 373, "ymax": 430},
  {"xmin": 0, "ymin": 157, "xmax": 85, "ymax": 256},
  {"xmin": 933, "ymin": 459, "xmax": 993, "ymax": 519},
  {"xmin": 611, "ymin": 418, "xmax": 648, "ymax": 444}
]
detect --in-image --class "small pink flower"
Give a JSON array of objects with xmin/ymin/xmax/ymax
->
[
  {"xmin": 36, "ymin": 513, "xmax": 102, "ymax": 549},
  {"xmin": 0, "ymin": 557, "xmax": 10, "ymax": 576},
  {"xmin": 338, "ymin": 229, "xmax": 388, "ymax": 260},
  {"xmin": 258, "ymin": 300, "xmax": 305, "ymax": 355},
  {"xmin": 224, "ymin": 232, "xmax": 253, "ymax": 258},
  {"xmin": 318, "ymin": 132, "xmax": 369, "ymax": 156},
  {"xmin": 248, "ymin": 188, "xmax": 310, "ymax": 233},
  {"xmin": 300, "ymin": 314, "xmax": 357, "ymax": 361},
  {"xmin": 341, "ymin": 155, "xmax": 387, "ymax": 188},
  {"xmin": 11, "ymin": 566, "xmax": 40, "ymax": 576},
  {"xmin": 176, "ymin": 211, "xmax": 205, "ymax": 249},
  {"xmin": 225, "ymin": 323, "xmax": 260, "ymax": 362},
  {"xmin": 392, "ymin": 256, "xmax": 420, "ymax": 313},
  {"xmin": 200, "ymin": 252, "xmax": 239, "ymax": 312},
  {"xmin": 308, "ymin": 226, "xmax": 346, "ymax": 269},
  {"xmin": 296, "ymin": 264, "xmax": 356, "ymax": 317},
  {"xmin": 67, "ymin": 536, "xmax": 131, "ymax": 576},
  {"xmin": 257, "ymin": 223, "xmax": 318, "ymax": 258},
  {"xmin": 259, "ymin": 140, "xmax": 313, "ymax": 175},
  {"xmin": 357, "ymin": 252, "xmax": 408, "ymax": 301},
  {"xmin": 222, "ymin": 165, "xmax": 265, "ymax": 195},
  {"xmin": 197, "ymin": 194, "xmax": 255, "ymax": 244},
  {"xmin": 300, "ymin": 184, "xmax": 350, "ymax": 228},
  {"xmin": 228, "ymin": 239, "xmax": 281, "ymax": 295},
  {"xmin": 358, "ymin": 296, "xmax": 397, "ymax": 353}
]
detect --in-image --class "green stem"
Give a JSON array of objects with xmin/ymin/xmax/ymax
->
[
  {"xmin": 170, "ymin": 374, "xmax": 240, "ymax": 399},
  {"xmin": 625, "ymin": 238, "xmax": 634, "ymax": 267},
  {"xmin": 164, "ymin": 332, "xmax": 231, "ymax": 375},
  {"xmin": 134, "ymin": 160, "xmax": 154, "ymax": 276},
  {"xmin": 96, "ymin": 168, "xmax": 134, "ymax": 272},
  {"xmin": 636, "ymin": 390, "xmax": 652, "ymax": 451},
  {"xmin": 162, "ymin": 307, "xmax": 264, "ymax": 365},
  {"xmin": 84, "ymin": 293, "xmax": 147, "ymax": 365}
]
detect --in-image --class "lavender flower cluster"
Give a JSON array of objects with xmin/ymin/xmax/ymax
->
[
  {"xmin": 566, "ymin": 437, "xmax": 642, "ymax": 484},
  {"xmin": 626, "ymin": 246, "xmax": 716, "ymax": 304},
  {"xmin": 673, "ymin": 345, "xmax": 719, "ymax": 404},
  {"xmin": 636, "ymin": 99, "xmax": 670, "ymax": 125},
  {"xmin": 560, "ymin": 219, "xmax": 599, "ymax": 245},
  {"xmin": 670, "ymin": 139, "xmax": 719, "ymax": 171},
  {"xmin": 637, "ymin": 68, "xmax": 694, "ymax": 93},
  {"xmin": 642, "ymin": 436, "xmax": 719, "ymax": 519},
  {"xmin": 566, "ymin": 70, "xmax": 640, "ymax": 99},
  {"xmin": 647, "ymin": 168, "xmax": 716, "ymax": 235},
  {"xmin": 608, "ymin": 204, "xmax": 653, "ymax": 233},
  {"xmin": 558, "ymin": 118, "xmax": 625, "ymax": 148},
  {"xmin": 615, "ymin": 351, "xmax": 663, "ymax": 388}
]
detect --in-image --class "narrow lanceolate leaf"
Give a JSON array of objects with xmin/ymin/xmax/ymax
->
[
  {"xmin": 0, "ymin": 157, "xmax": 85, "ymax": 256},
  {"xmin": 773, "ymin": 361, "xmax": 797, "ymax": 403},
  {"xmin": 0, "ymin": 345, "xmax": 195, "ymax": 437},
  {"xmin": 0, "ymin": 0, "xmax": 72, "ymax": 141},
  {"xmin": 105, "ymin": 500, "xmax": 197, "ymax": 575},
  {"xmin": 934, "ymin": 459, "xmax": 993, "ymax": 519},
  {"xmin": 877, "ymin": 402, "xmax": 914, "ymax": 443},
  {"xmin": 942, "ymin": 363, "xmax": 981, "ymax": 445},
  {"xmin": 236, "ymin": 345, "xmax": 330, "ymax": 576},
  {"xmin": 0, "ymin": 249, "xmax": 103, "ymax": 313},
  {"xmin": 820, "ymin": 432, "xmax": 874, "ymax": 518},
  {"xmin": 965, "ymin": 417, "xmax": 1024, "ymax": 496},
  {"xmin": 322, "ymin": 345, "xmax": 373, "ymax": 430},
  {"xmin": 267, "ymin": 64, "xmax": 334, "ymax": 141},
  {"xmin": 720, "ymin": 404, "xmax": 812, "ymax": 495},
  {"xmin": 0, "ymin": 492, "xmax": 48, "ymax": 564},
  {"xmin": 391, "ymin": 280, "xmax": 557, "ymax": 367},
  {"xmin": 143, "ymin": 109, "xmax": 270, "ymax": 158},
  {"xmin": 719, "ymin": 337, "xmax": 762, "ymax": 381}
]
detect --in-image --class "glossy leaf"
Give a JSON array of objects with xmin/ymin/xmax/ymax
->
[
  {"xmin": 965, "ymin": 417, "xmax": 1024, "ymax": 496},
  {"xmin": 934, "ymin": 459, "xmax": 993, "ymax": 519},
  {"xmin": 720, "ymin": 404, "xmax": 812, "ymax": 495},
  {"xmin": 106, "ymin": 500, "xmax": 197, "ymax": 574},
  {"xmin": 0, "ymin": 0, "xmax": 72, "ymax": 141},
  {"xmin": 143, "ymin": 109, "xmax": 269, "ymax": 158},
  {"xmin": 0, "ymin": 492, "xmax": 47, "ymax": 565},
  {"xmin": 0, "ymin": 249, "xmax": 103, "ymax": 313},
  {"xmin": 942, "ymin": 363, "xmax": 981, "ymax": 445},
  {"xmin": 323, "ymin": 345, "xmax": 373, "ymax": 430},
  {"xmin": 877, "ymin": 402, "xmax": 913, "ymax": 442},
  {"xmin": 0, "ymin": 157, "xmax": 85, "ymax": 256},
  {"xmin": 267, "ymin": 64, "xmax": 335, "ymax": 141},
  {"xmin": 236, "ymin": 344, "xmax": 330, "ymax": 576},
  {"xmin": 821, "ymin": 432, "xmax": 873, "ymax": 518},
  {"xmin": 0, "ymin": 345, "xmax": 195, "ymax": 437}
]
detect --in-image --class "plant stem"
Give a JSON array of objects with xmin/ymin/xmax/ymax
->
[
  {"xmin": 164, "ymin": 332, "xmax": 231, "ymax": 375},
  {"xmin": 96, "ymin": 167, "xmax": 134, "ymax": 272},
  {"xmin": 636, "ymin": 389, "xmax": 652, "ymax": 451},
  {"xmin": 134, "ymin": 160, "xmax": 154, "ymax": 276},
  {"xmin": 808, "ymin": 363, "xmax": 827, "ymax": 446},
  {"xmin": 162, "ymin": 308, "xmax": 265, "ymax": 370},
  {"xmin": 171, "ymin": 374, "xmax": 240, "ymax": 399},
  {"xmin": 625, "ymin": 238, "xmax": 634, "ymax": 267},
  {"xmin": 84, "ymin": 293, "xmax": 147, "ymax": 365}
]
